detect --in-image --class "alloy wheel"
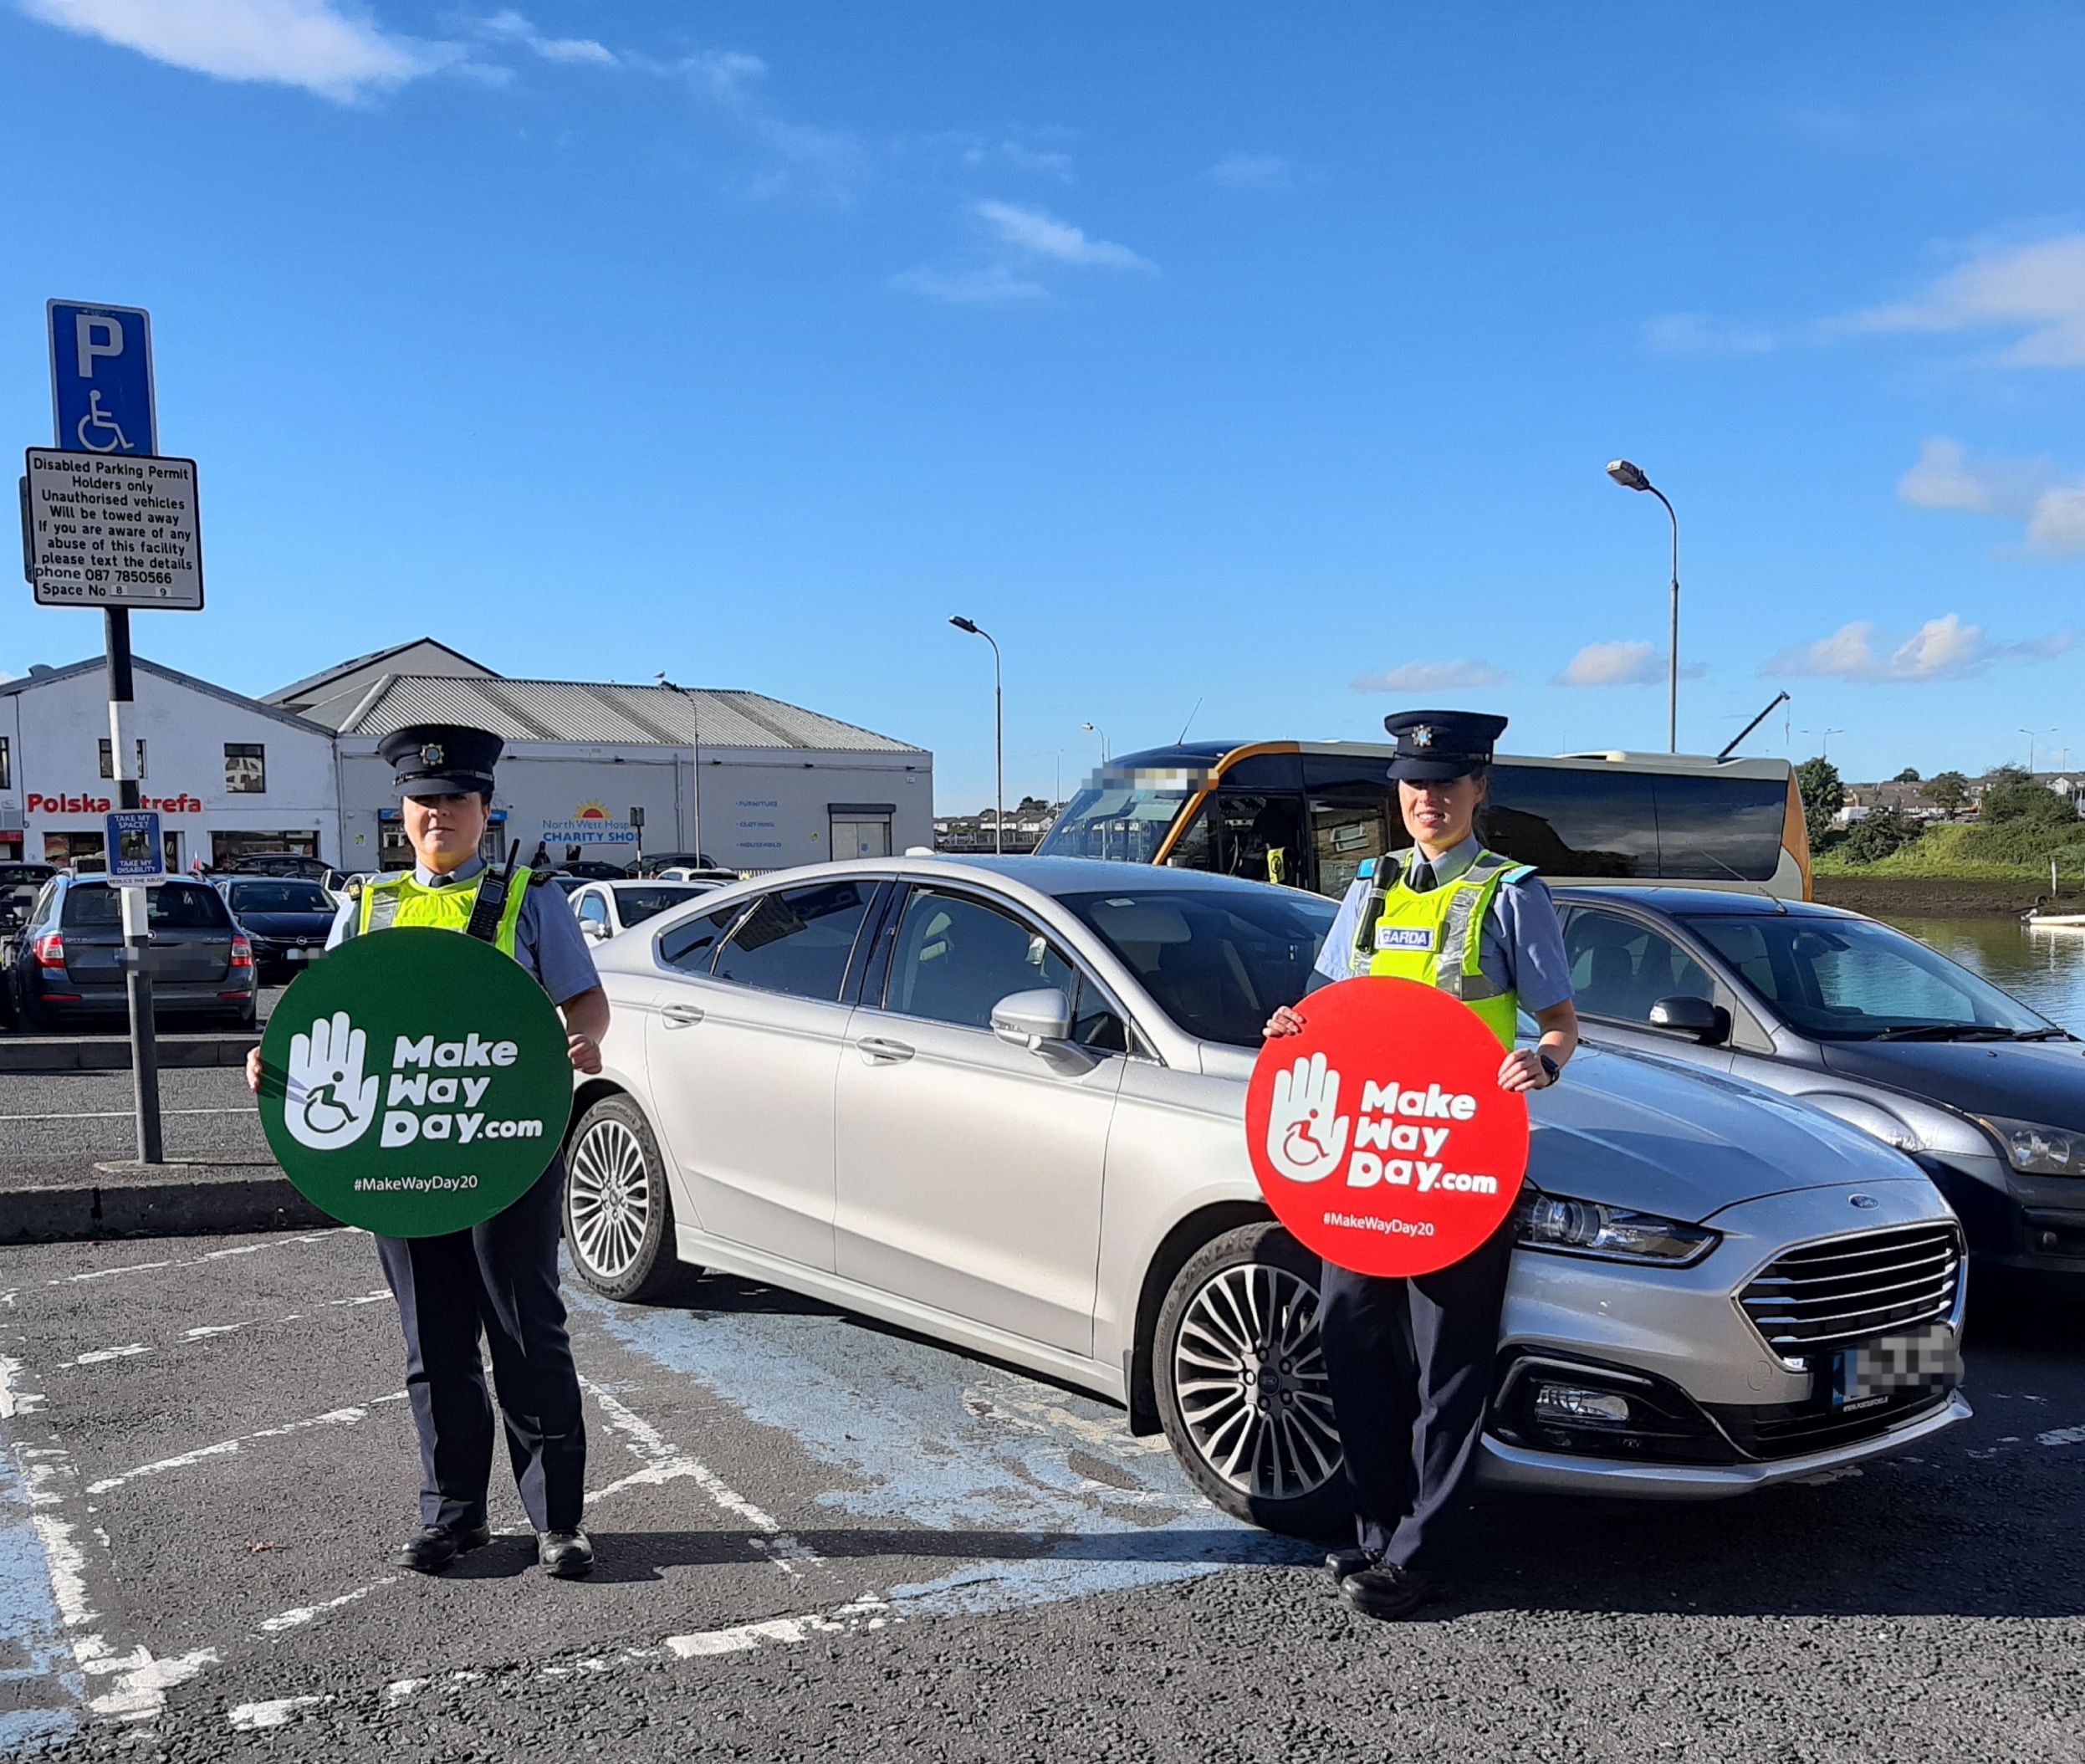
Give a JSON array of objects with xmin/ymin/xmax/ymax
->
[
  {"xmin": 1172, "ymin": 1260, "xmax": 1339, "ymax": 1501},
  {"xmin": 567, "ymin": 1116, "xmax": 653, "ymax": 1281}
]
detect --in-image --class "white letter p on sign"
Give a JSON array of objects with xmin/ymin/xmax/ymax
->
[{"xmin": 75, "ymin": 314, "xmax": 122, "ymax": 378}]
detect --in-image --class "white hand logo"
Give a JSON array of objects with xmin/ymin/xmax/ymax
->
[
  {"xmin": 1265, "ymin": 1052, "xmax": 1349, "ymax": 1184},
  {"xmin": 284, "ymin": 1010, "xmax": 381, "ymax": 1151}
]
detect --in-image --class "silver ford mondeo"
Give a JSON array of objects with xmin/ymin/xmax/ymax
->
[{"xmin": 562, "ymin": 855, "xmax": 1969, "ymax": 1536}]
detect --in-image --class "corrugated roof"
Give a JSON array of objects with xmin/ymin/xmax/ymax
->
[
  {"xmin": 334, "ymin": 675, "xmax": 924, "ymax": 754},
  {"xmin": 262, "ymin": 637, "xmax": 495, "ymax": 707}
]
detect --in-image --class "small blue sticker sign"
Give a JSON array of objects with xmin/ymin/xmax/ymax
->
[{"xmin": 105, "ymin": 810, "xmax": 165, "ymax": 886}]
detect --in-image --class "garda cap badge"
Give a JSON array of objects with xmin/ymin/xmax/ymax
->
[
  {"xmin": 1408, "ymin": 724, "xmax": 1435, "ymax": 749},
  {"xmin": 419, "ymin": 743, "xmax": 444, "ymax": 766}
]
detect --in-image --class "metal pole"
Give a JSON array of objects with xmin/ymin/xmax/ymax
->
[
  {"xmin": 105, "ymin": 608, "xmax": 162, "ymax": 1164},
  {"xmin": 1646, "ymin": 485, "xmax": 1679, "ymax": 754},
  {"xmin": 991, "ymin": 637, "xmax": 1003, "ymax": 856}
]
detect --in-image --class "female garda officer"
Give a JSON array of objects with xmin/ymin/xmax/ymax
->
[
  {"xmin": 246, "ymin": 724, "xmax": 609, "ymax": 1580},
  {"xmin": 1264, "ymin": 709, "xmax": 1578, "ymax": 1621}
]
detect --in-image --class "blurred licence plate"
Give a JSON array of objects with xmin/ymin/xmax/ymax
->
[
  {"xmin": 284, "ymin": 948, "xmax": 304, "ymax": 960},
  {"xmin": 1822, "ymin": 1323, "xmax": 1960, "ymax": 1413}
]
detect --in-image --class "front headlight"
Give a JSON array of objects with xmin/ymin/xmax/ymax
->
[
  {"xmin": 1514, "ymin": 1193, "xmax": 1720, "ymax": 1265},
  {"xmin": 1978, "ymin": 1115, "xmax": 2085, "ymax": 1177}
]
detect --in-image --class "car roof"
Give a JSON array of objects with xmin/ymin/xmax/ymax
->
[
  {"xmin": 1552, "ymin": 885, "xmax": 1862, "ymax": 921},
  {"xmin": 900, "ymin": 852, "xmax": 1340, "ymax": 903}
]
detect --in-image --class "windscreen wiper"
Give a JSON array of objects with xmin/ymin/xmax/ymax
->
[
  {"xmin": 1870, "ymin": 1024, "xmax": 2019, "ymax": 1042},
  {"xmin": 2006, "ymin": 1026, "xmax": 2076, "ymax": 1041}
]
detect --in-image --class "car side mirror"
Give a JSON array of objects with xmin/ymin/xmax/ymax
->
[
  {"xmin": 583, "ymin": 918, "xmax": 610, "ymax": 939},
  {"xmin": 992, "ymin": 987, "xmax": 1072, "ymax": 1051},
  {"xmin": 1648, "ymin": 994, "xmax": 1731, "ymax": 1046}
]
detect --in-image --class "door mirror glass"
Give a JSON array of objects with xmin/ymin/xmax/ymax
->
[
  {"xmin": 1648, "ymin": 994, "xmax": 1730, "ymax": 1045},
  {"xmin": 992, "ymin": 987, "xmax": 1073, "ymax": 1048}
]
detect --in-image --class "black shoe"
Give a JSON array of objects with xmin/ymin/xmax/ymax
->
[
  {"xmin": 1340, "ymin": 1562, "xmax": 1438, "ymax": 1620},
  {"xmin": 1325, "ymin": 1547, "xmax": 1377, "ymax": 1583},
  {"xmin": 396, "ymin": 1522, "xmax": 492, "ymax": 1574},
  {"xmin": 539, "ymin": 1529, "xmax": 594, "ymax": 1579}
]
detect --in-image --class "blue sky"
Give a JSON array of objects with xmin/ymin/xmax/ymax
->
[{"xmin": 5, "ymin": 3, "xmax": 2085, "ymax": 806}]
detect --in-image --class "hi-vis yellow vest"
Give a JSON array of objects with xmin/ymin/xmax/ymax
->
[
  {"xmin": 1347, "ymin": 850, "xmax": 1530, "ymax": 1048},
  {"xmin": 350, "ymin": 867, "xmax": 531, "ymax": 959}
]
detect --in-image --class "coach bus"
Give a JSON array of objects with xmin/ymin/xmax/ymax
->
[{"xmin": 1035, "ymin": 741, "xmax": 1811, "ymax": 900}]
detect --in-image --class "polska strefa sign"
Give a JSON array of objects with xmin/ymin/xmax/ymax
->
[{"xmin": 258, "ymin": 928, "xmax": 574, "ymax": 1235}]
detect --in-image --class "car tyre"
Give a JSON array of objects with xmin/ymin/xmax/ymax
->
[
  {"xmin": 1153, "ymin": 1221, "xmax": 1349, "ymax": 1537},
  {"xmin": 563, "ymin": 1093, "xmax": 700, "ymax": 1304}
]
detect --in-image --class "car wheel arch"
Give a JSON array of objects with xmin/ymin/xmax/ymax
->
[{"xmin": 1123, "ymin": 1199, "xmax": 1275, "ymax": 1436}]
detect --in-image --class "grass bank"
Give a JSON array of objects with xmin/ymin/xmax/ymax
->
[{"xmin": 1813, "ymin": 822, "xmax": 2082, "ymax": 918}]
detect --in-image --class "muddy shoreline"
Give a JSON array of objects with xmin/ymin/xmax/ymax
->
[{"xmin": 1812, "ymin": 875, "xmax": 2046, "ymax": 919}]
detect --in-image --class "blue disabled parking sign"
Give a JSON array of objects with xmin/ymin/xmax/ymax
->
[
  {"xmin": 105, "ymin": 810, "xmax": 166, "ymax": 886},
  {"xmin": 49, "ymin": 300, "xmax": 156, "ymax": 458}
]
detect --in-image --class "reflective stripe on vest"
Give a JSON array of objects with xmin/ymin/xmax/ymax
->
[
  {"xmin": 1347, "ymin": 851, "xmax": 1525, "ymax": 1047},
  {"xmin": 352, "ymin": 867, "xmax": 531, "ymax": 959}
]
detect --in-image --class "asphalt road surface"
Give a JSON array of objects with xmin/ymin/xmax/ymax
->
[{"xmin": 2, "ymin": 1230, "xmax": 2082, "ymax": 1763}]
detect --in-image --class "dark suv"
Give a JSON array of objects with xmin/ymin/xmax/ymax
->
[{"xmin": 7, "ymin": 876, "xmax": 256, "ymax": 1030}]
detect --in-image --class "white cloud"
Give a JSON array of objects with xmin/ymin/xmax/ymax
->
[
  {"xmin": 1643, "ymin": 313, "xmax": 1776, "ymax": 355},
  {"xmin": 21, "ymin": 0, "xmax": 454, "ymax": 98},
  {"xmin": 2026, "ymin": 488, "xmax": 2085, "ymax": 555},
  {"xmin": 1855, "ymin": 235, "xmax": 2085, "ymax": 367},
  {"xmin": 1209, "ymin": 152, "xmax": 1298, "ymax": 192},
  {"xmin": 1553, "ymin": 642, "xmax": 1664, "ymax": 688},
  {"xmin": 674, "ymin": 47, "xmax": 765, "ymax": 101},
  {"xmin": 887, "ymin": 265, "xmax": 1048, "ymax": 305},
  {"xmin": 1765, "ymin": 614, "xmax": 2073, "ymax": 683},
  {"xmin": 477, "ymin": 8, "xmax": 612, "ymax": 65},
  {"xmin": 1351, "ymin": 659, "xmax": 1509, "ymax": 693},
  {"xmin": 973, "ymin": 202, "xmax": 1152, "ymax": 271},
  {"xmin": 1896, "ymin": 437, "xmax": 2085, "ymax": 555}
]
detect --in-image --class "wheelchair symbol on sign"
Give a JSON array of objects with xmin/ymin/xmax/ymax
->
[{"xmin": 75, "ymin": 390, "xmax": 135, "ymax": 453}]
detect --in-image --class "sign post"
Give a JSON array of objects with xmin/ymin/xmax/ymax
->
[{"xmin": 28, "ymin": 300, "xmax": 202, "ymax": 1165}]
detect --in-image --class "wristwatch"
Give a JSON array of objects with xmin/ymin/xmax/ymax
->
[{"xmin": 1537, "ymin": 1051, "xmax": 1561, "ymax": 1085}]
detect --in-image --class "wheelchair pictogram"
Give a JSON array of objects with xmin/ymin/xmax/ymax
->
[{"xmin": 75, "ymin": 389, "xmax": 135, "ymax": 453}]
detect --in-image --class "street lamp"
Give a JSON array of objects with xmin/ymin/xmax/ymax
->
[
  {"xmin": 1082, "ymin": 721, "xmax": 1110, "ymax": 764},
  {"xmin": 950, "ymin": 616, "xmax": 1004, "ymax": 854},
  {"xmin": 2022, "ymin": 727, "xmax": 2057, "ymax": 774},
  {"xmin": 1801, "ymin": 727, "xmax": 1845, "ymax": 760},
  {"xmin": 1606, "ymin": 458, "xmax": 1681, "ymax": 754}
]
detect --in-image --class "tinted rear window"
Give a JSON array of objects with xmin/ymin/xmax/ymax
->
[
  {"xmin": 613, "ymin": 886, "xmax": 702, "ymax": 927},
  {"xmin": 227, "ymin": 882, "xmax": 333, "ymax": 913},
  {"xmin": 62, "ymin": 882, "xmax": 232, "ymax": 931},
  {"xmin": 1484, "ymin": 766, "xmax": 1787, "ymax": 881},
  {"xmin": 1648, "ymin": 775, "xmax": 1788, "ymax": 882}
]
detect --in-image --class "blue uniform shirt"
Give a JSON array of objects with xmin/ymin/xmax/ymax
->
[
  {"xmin": 1314, "ymin": 833, "xmax": 1574, "ymax": 1012},
  {"xmin": 326, "ymin": 858, "xmax": 602, "ymax": 1006}
]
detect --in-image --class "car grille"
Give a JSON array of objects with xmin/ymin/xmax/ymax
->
[
  {"xmin": 1709, "ymin": 1388, "xmax": 1953, "ymax": 1460},
  {"xmin": 1739, "ymin": 1223, "xmax": 1962, "ymax": 1358}
]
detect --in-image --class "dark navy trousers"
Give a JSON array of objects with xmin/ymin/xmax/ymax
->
[
  {"xmin": 1318, "ymin": 1217, "xmax": 1515, "ymax": 1574},
  {"xmin": 376, "ymin": 1154, "xmax": 587, "ymax": 1534}
]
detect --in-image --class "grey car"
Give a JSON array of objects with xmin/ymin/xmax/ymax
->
[
  {"xmin": 561, "ymin": 856, "xmax": 1968, "ymax": 1536},
  {"xmin": 1554, "ymin": 886, "xmax": 2085, "ymax": 1287},
  {"xmin": 6, "ymin": 874, "xmax": 257, "ymax": 1030}
]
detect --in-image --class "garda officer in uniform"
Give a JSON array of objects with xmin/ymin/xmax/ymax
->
[
  {"xmin": 247, "ymin": 725, "xmax": 609, "ymax": 1580},
  {"xmin": 1264, "ymin": 709, "xmax": 1577, "ymax": 1620}
]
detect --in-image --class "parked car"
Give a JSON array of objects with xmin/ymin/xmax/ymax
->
[
  {"xmin": 5, "ymin": 875, "xmax": 256, "ymax": 1030},
  {"xmin": 557, "ymin": 860, "xmax": 632, "ymax": 882},
  {"xmin": 570, "ymin": 878, "xmax": 722, "ymax": 942},
  {"xmin": 559, "ymin": 855, "xmax": 1967, "ymax": 1536},
  {"xmin": 1555, "ymin": 887, "xmax": 2085, "ymax": 1287},
  {"xmin": 216, "ymin": 876, "xmax": 339, "ymax": 981},
  {"xmin": 632, "ymin": 851, "xmax": 722, "ymax": 878},
  {"xmin": 653, "ymin": 866, "xmax": 739, "ymax": 884},
  {"xmin": 220, "ymin": 852, "xmax": 336, "ymax": 884}
]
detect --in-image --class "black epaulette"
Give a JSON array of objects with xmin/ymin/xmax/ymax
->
[{"xmin": 527, "ymin": 869, "xmax": 552, "ymax": 887}]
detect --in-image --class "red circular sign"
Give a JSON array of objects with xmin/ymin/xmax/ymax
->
[{"xmin": 1245, "ymin": 977, "xmax": 1530, "ymax": 1277}]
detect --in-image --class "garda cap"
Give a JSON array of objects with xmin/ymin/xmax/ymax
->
[
  {"xmin": 378, "ymin": 723, "xmax": 503, "ymax": 799},
  {"xmin": 1382, "ymin": 709, "xmax": 1509, "ymax": 782}
]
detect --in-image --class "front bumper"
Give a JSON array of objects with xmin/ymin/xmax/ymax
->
[
  {"xmin": 1921, "ymin": 1154, "xmax": 2085, "ymax": 1278},
  {"xmin": 1478, "ymin": 1389, "xmax": 1970, "ymax": 1499}
]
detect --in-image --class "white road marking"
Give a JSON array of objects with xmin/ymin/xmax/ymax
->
[
  {"xmin": 0, "ymin": 1107, "xmax": 258, "ymax": 1122},
  {"xmin": 65, "ymin": 1345, "xmax": 149, "ymax": 1367},
  {"xmin": 667, "ymin": 1595, "xmax": 893, "ymax": 1658},
  {"xmin": 52, "ymin": 1232, "xmax": 351, "ymax": 1287},
  {"xmin": 57, "ymin": 1292, "xmax": 392, "ymax": 1370},
  {"xmin": 580, "ymin": 1377, "xmax": 823, "ymax": 1572},
  {"xmin": 258, "ymin": 1578, "xmax": 396, "ymax": 1635},
  {"xmin": 227, "ymin": 1695, "xmax": 327, "ymax": 1730},
  {"xmin": 2038, "ymin": 1424, "xmax": 2085, "ymax": 1446},
  {"xmin": 84, "ymin": 1397, "xmax": 405, "ymax": 1495}
]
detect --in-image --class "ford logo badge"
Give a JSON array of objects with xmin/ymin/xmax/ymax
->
[{"xmin": 1849, "ymin": 1194, "xmax": 1880, "ymax": 1209}]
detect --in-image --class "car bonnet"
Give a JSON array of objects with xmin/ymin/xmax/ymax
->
[{"xmin": 1819, "ymin": 1037, "xmax": 2085, "ymax": 1134}]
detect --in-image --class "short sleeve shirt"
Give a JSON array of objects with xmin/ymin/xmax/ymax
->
[
  {"xmin": 325, "ymin": 862, "xmax": 602, "ymax": 1005},
  {"xmin": 1313, "ymin": 836, "xmax": 1574, "ymax": 1012}
]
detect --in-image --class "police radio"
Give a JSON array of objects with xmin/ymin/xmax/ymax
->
[{"xmin": 463, "ymin": 841, "xmax": 521, "ymax": 943}]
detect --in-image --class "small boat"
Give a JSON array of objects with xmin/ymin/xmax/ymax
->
[{"xmin": 2023, "ymin": 910, "xmax": 2085, "ymax": 928}]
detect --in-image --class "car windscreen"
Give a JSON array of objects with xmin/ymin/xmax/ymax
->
[
  {"xmin": 226, "ymin": 882, "xmax": 333, "ymax": 913},
  {"xmin": 1062, "ymin": 887, "xmax": 1337, "ymax": 1046},
  {"xmin": 611, "ymin": 886, "xmax": 700, "ymax": 927},
  {"xmin": 60, "ymin": 882, "xmax": 233, "ymax": 932},
  {"xmin": 1692, "ymin": 913, "xmax": 2052, "ymax": 1040},
  {"xmin": 1037, "ymin": 781, "xmax": 1199, "ymax": 864}
]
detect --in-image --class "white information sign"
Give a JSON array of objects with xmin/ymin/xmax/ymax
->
[{"xmin": 23, "ymin": 447, "xmax": 202, "ymax": 610}]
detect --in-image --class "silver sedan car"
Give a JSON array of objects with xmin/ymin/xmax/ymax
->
[{"xmin": 562, "ymin": 855, "xmax": 1969, "ymax": 1536}]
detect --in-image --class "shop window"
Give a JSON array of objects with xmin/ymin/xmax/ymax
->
[
  {"xmin": 225, "ymin": 744, "xmax": 267, "ymax": 794},
  {"xmin": 96, "ymin": 739, "xmax": 146, "ymax": 780},
  {"xmin": 211, "ymin": 831, "xmax": 319, "ymax": 867}
]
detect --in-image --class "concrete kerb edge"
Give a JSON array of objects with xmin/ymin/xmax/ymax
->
[{"xmin": 0, "ymin": 1176, "xmax": 328, "ymax": 1243}]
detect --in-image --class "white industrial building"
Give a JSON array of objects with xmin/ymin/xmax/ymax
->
[{"xmin": 2, "ymin": 638, "xmax": 933, "ymax": 875}]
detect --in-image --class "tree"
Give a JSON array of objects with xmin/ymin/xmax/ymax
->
[
  {"xmin": 1795, "ymin": 755, "xmax": 1845, "ymax": 848},
  {"xmin": 1981, "ymin": 774, "xmax": 2078, "ymax": 826},
  {"xmin": 1015, "ymin": 795, "xmax": 1051, "ymax": 815},
  {"xmin": 1925, "ymin": 770, "xmax": 1970, "ymax": 816},
  {"xmin": 1842, "ymin": 806, "xmax": 1924, "ymax": 866},
  {"xmin": 1893, "ymin": 767, "xmax": 1921, "ymax": 784}
]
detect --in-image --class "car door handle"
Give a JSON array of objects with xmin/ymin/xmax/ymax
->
[
  {"xmin": 856, "ymin": 1035, "xmax": 915, "ymax": 1064},
  {"xmin": 660, "ymin": 1004, "xmax": 705, "ymax": 1028}
]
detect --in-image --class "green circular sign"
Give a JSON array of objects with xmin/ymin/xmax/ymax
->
[{"xmin": 257, "ymin": 928, "xmax": 575, "ymax": 1237}]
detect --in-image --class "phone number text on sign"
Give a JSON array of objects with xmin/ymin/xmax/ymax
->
[{"xmin": 1244, "ymin": 977, "xmax": 1530, "ymax": 1277}]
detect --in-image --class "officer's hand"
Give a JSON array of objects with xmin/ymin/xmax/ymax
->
[
  {"xmin": 1497, "ymin": 1047, "xmax": 1552, "ymax": 1092},
  {"xmin": 567, "ymin": 1033, "xmax": 603, "ymax": 1076},
  {"xmin": 1263, "ymin": 1005, "xmax": 1306, "ymax": 1040},
  {"xmin": 244, "ymin": 1046, "xmax": 263, "ymax": 1094}
]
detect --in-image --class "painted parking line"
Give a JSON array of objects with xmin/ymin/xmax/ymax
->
[
  {"xmin": 2039, "ymin": 1424, "xmax": 2085, "ymax": 1446},
  {"xmin": 55, "ymin": 1291, "xmax": 392, "ymax": 1369},
  {"xmin": 83, "ymin": 1394, "xmax": 407, "ymax": 1496},
  {"xmin": 50, "ymin": 1231, "xmax": 351, "ymax": 1287}
]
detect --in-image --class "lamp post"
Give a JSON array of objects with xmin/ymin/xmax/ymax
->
[
  {"xmin": 1606, "ymin": 458, "xmax": 1681, "ymax": 754},
  {"xmin": 1801, "ymin": 727, "xmax": 1845, "ymax": 761},
  {"xmin": 950, "ymin": 616, "xmax": 1004, "ymax": 854},
  {"xmin": 2021, "ymin": 727, "xmax": 2057, "ymax": 775},
  {"xmin": 1082, "ymin": 721, "xmax": 1110, "ymax": 764}
]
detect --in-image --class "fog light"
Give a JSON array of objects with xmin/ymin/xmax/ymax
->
[{"xmin": 1532, "ymin": 1384, "xmax": 1631, "ymax": 1424}]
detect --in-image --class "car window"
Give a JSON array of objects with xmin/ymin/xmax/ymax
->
[
  {"xmin": 1063, "ymin": 885, "xmax": 1338, "ymax": 1048},
  {"xmin": 710, "ymin": 881, "xmax": 874, "ymax": 1001},
  {"xmin": 227, "ymin": 882, "xmax": 331, "ymax": 913},
  {"xmin": 1565, "ymin": 908, "xmax": 1716, "ymax": 1025},
  {"xmin": 577, "ymin": 892, "xmax": 609, "ymax": 924},
  {"xmin": 885, "ymin": 887, "xmax": 1081, "ymax": 1032},
  {"xmin": 61, "ymin": 883, "xmax": 230, "ymax": 932},
  {"xmin": 611, "ymin": 886, "xmax": 699, "ymax": 928},
  {"xmin": 658, "ymin": 902, "xmax": 748, "ymax": 974}
]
